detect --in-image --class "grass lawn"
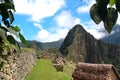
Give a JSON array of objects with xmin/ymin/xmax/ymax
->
[
  {"xmin": 25, "ymin": 59, "xmax": 69, "ymax": 80},
  {"xmin": 58, "ymin": 72, "xmax": 69, "ymax": 80}
]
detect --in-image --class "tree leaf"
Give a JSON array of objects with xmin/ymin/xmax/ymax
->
[
  {"xmin": 90, "ymin": 4, "xmax": 102, "ymax": 24},
  {"xmin": 19, "ymin": 33, "xmax": 27, "ymax": 46},
  {"xmin": 5, "ymin": 3, "xmax": 15, "ymax": 10},
  {"xmin": 109, "ymin": 0, "xmax": 115, "ymax": 7},
  {"xmin": 8, "ymin": 27, "xmax": 19, "ymax": 38},
  {"xmin": 97, "ymin": 4, "xmax": 108, "ymax": 21},
  {"xmin": 8, "ymin": 11, "xmax": 14, "ymax": 24},
  {"xmin": 11, "ymin": 26, "xmax": 20, "ymax": 32},
  {"xmin": 96, "ymin": 0, "xmax": 109, "ymax": 6},
  {"xmin": 1, "ymin": 9, "xmax": 9, "ymax": 21},
  {"xmin": 0, "ymin": 3, "xmax": 15, "ymax": 11},
  {"xmin": 116, "ymin": 0, "xmax": 120, "ymax": 13},
  {"xmin": 3, "ymin": 0, "xmax": 15, "ymax": 10},
  {"xmin": 104, "ymin": 8, "xmax": 118, "ymax": 33},
  {"xmin": 7, "ymin": 35, "xmax": 15, "ymax": 44},
  {"xmin": 4, "ymin": 20, "xmax": 10, "ymax": 27},
  {"xmin": 5, "ymin": 0, "xmax": 14, "ymax": 4}
]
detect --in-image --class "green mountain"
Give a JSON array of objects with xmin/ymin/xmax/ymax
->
[
  {"xmin": 59, "ymin": 24, "xmax": 120, "ymax": 73},
  {"xmin": 27, "ymin": 39, "xmax": 64, "ymax": 50}
]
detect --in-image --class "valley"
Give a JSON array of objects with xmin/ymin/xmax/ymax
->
[{"xmin": 25, "ymin": 24, "xmax": 120, "ymax": 80}]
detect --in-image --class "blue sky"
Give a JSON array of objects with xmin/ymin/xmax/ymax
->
[{"xmin": 13, "ymin": 0, "xmax": 120, "ymax": 42}]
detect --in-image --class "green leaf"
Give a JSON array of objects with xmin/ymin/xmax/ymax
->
[
  {"xmin": 19, "ymin": 33, "xmax": 27, "ymax": 46},
  {"xmin": 1, "ymin": 9, "xmax": 9, "ymax": 21},
  {"xmin": 90, "ymin": 4, "xmax": 102, "ymax": 24},
  {"xmin": 8, "ymin": 10, "xmax": 14, "ymax": 24},
  {"xmin": 5, "ymin": 0, "xmax": 14, "ymax": 4},
  {"xmin": 104, "ymin": 8, "xmax": 118, "ymax": 33},
  {"xmin": 5, "ymin": 3, "xmax": 15, "ymax": 10},
  {"xmin": 109, "ymin": 0, "xmax": 115, "ymax": 7},
  {"xmin": 7, "ymin": 35, "xmax": 15, "ymax": 44},
  {"xmin": 97, "ymin": 4, "xmax": 108, "ymax": 21},
  {"xmin": 116, "ymin": 0, "xmax": 120, "ymax": 13},
  {"xmin": 0, "ymin": 3, "xmax": 15, "ymax": 11},
  {"xmin": 4, "ymin": 20, "xmax": 10, "ymax": 27},
  {"xmin": 8, "ymin": 27, "xmax": 19, "ymax": 38},
  {"xmin": 11, "ymin": 26, "xmax": 20, "ymax": 32},
  {"xmin": 96, "ymin": 0, "xmax": 109, "ymax": 6}
]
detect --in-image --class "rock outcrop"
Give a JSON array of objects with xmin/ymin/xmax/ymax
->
[
  {"xmin": 59, "ymin": 24, "xmax": 120, "ymax": 73},
  {"xmin": 0, "ymin": 49, "xmax": 37, "ymax": 80}
]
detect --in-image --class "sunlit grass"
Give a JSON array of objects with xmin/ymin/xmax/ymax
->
[{"xmin": 25, "ymin": 59, "xmax": 69, "ymax": 80}]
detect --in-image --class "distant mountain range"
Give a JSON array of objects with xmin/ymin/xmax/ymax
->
[
  {"xmin": 27, "ymin": 39, "xmax": 64, "ymax": 50},
  {"xmin": 26, "ymin": 24, "xmax": 120, "ymax": 73},
  {"xmin": 101, "ymin": 24, "xmax": 120, "ymax": 44},
  {"xmin": 27, "ymin": 24, "xmax": 120, "ymax": 50}
]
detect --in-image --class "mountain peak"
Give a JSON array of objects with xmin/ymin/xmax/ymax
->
[
  {"xmin": 59, "ymin": 24, "xmax": 97, "ymax": 62},
  {"xmin": 59, "ymin": 24, "xmax": 120, "ymax": 73},
  {"xmin": 70, "ymin": 24, "xmax": 87, "ymax": 34}
]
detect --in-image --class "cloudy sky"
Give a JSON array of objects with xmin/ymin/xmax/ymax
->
[{"xmin": 13, "ymin": 0, "xmax": 120, "ymax": 42}]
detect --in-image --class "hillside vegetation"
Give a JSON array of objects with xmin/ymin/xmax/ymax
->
[{"xmin": 25, "ymin": 59, "xmax": 69, "ymax": 80}]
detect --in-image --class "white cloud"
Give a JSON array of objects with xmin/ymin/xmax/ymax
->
[
  {"xmin": 74, "ymin": 18, "xmax": 81, "ymax": 24},
  {"xmin": 14, "ymin": 0, "xmax": 65, "ymax": 22},
  {"xmin": 34, "ymin": 23, "xmax": 69, "ymax": 42},
  {"xmin": 33, "ymin": 22, "xmax": 43, "ymax": 29},
  {"xmin": 14, "ymin": 0, "xmax": 111, "ymax": 42},
  {"xmin": 53, "ymin": 10, "xmax": 107, "ymax": 40},
  {"xmin": 34, "ymin": 10, "xmax": 82, "ymax": 42},
  {"xmin": 54, "ymin": 10, "xmax": 81, "ymax": 28},
  {"xmin": 83, "ymin": 21, "xmax": 107, "ymax": 39},
  {"xmin": 77, "ymin": 0, "xmax": 95, "ymax": 13},
  {"xmin": 117, "ymin": 13, "xmax": 120, "ymax": 24}
]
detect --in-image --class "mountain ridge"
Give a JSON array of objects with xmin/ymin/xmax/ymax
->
[
  {"xmin": 59, "ymin": 24, "xmax": 120, "ymax": 73},
  {"xmin": 27, "ymin": 24, "xmax": 120, "ymax": 50},
  {"xmin": 27, "ymin": 39, "xmax": 64, "ymax": 50},
  {"xmin": 101, "ymin": 24, "xmax": 120, "ymax": 44}
]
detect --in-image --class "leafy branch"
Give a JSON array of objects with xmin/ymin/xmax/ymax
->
[
  {"xmin": 90, "ymin": 0, "xmax": 120, "ymax": 33},
  {"xmin": 0, "ymin": 0, "xmax": 27, "ymax": 52},
  {"xmin": 0, "ymin": 0, "xmax": 27, "ymax": 68}
]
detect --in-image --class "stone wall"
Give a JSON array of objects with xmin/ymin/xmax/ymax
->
[
  {"xmin": 0, "ymin": 49, "xmax": 37, "ymax": 80},
  {"xmin": 72, "ymin": 63, "xmax": 120, "ymax": 80}
]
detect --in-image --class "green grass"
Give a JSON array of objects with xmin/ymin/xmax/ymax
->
[
  {"xmin": 25, "ymin": 59, "xmax": 69, "ymax": 80},
  {"xmin": 63, "ymin": 61, "xmax": 75, "ymax": 80},
  {"xmin": 58, "ymin": 72, "xmax": 70, "ymax": 80}
]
